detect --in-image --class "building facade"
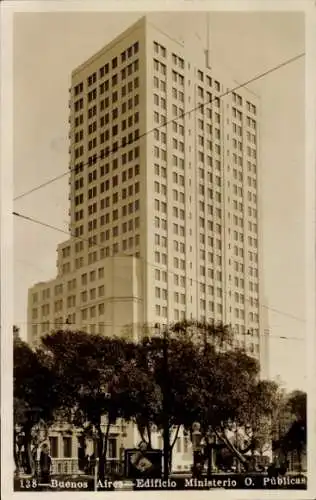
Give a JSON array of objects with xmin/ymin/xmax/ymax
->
[
  {"xmin": 28, "ymin": 16, "xmax": 263, "ymax": 359},
  {"xmin": 27, "ymin": 16, "xmax": 267, "ymax": 469}
]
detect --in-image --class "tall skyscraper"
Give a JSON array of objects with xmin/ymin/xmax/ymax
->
[{"xmin": 27, "ymin": 16, "xmax": 263, "ymax": 369}]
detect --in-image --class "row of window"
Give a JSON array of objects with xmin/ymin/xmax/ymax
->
[
  {"xmin": 99, "ymin": 42, "xmax": 139, "ymax": 80},
  {"xmin": 74, "ymin": 82, "xmax": 84, "ymax": 96},
  {"xmin": 100, "ymin": 63, "xmax": 140, "ymax": 93},
  {"xmin": 198, "ymin": 247, "xmax": 223, "ymax": 262},
  {"xmin": 33, "ymin": 308, "xmax": 259, "ymax": 339},
  {"xmin": 154, "ymin": 217, "xmax": 222, "ymax": 240},
  {"xmin": 32, "ymin": 294, "xmax": 96, "ymax": 318},
  {"xmin": 34, "ymin": 296, "xmax": 259, "ymax": 326},
  {"xmin": 155, "ymin": 304, "xmax": 224, "ymax": 320},
  {"xmin": 197, "ymin": 110, "xmax": 220, "ymax": 127},
  {"xmin": 80, "ymin": 286, "xmax": 105, "ymax": 302},
  {"xmin": 74, "ymin": 114, "xmax": 84, "ymax": 127},
  {"xmin": 197, "ymin": 70, "xmax": 221, "ymax": 92},
  {"xmin": 153, "ymin": 76, "xmax": 167, "ymax": 92},
  {"xmin": 153, "ymin": 58, "xmax": 167, "ymax": 76},
  {"xmin": 32, "ymin": 321, "xmax": 109, "ymax": 338},
  {"xmin": 88, "ymin": 204, "xmax": 139, "ymax": 229},
  {"xmin": 76, "ymin": 85, "xmax": 140, "ymax": 114},
  {"xmin": 32, "ymin": 269, "xmax": 107, "ymax": 304},
  {"xmin": 121, "ymin": 41, "xmax": 139, "ymax": 63},
  {"xmin": 197, "ymin": 87, "xmax": 220, "ymax": 107},
  {"xmin": 231, "ymin": 233, "xmax": 258, "ymax": 249},
  {"xmin": 232, "ymin": 124, "xmax": 257, "ymax": 143},
  {"xmin": 153, "ymin": 41, "xmax": 166, "ymax": 58},
  {"xmin": 232, "ymin": 111, "xmax": 257, "ymax": 132},
  {"xmin": 154, "ymin": 251, "xmax": 226, "ymax": 281},
  {"xmin": 77, "ymin": 140, "xmax": 137, "ymax": 166},
  {"xmin": 81, "ymin": 304, "xmax": 105, "ymax": 319},
  {"xmin": 90, "ymin": 243, "xmax": 140, "ymax": 259},
  {"xmin": 232, "ymin": 171, "xmax": 257, "ymax": 187},
  {"xmin": 75, "ymin": 164, "xmax": 140, "ymax": 198},
  {"xmin": 153, "ymin": 42, "xmax": 221, "ymax": 92},
  {"xmin": 153, "ymin": 43, "xmax": 185, "ymax": 71},
  {"xmin": 232, "ymin": 92, "xmax": 243, "ymax": 106},
  {"xmin": 99, "ymin": 226, "xmax": 140, "ymax": 241},
  {"xmin": 231, "ymin": 194, "xmax": 258, "ymax": 211},
  {"xmin": 74, "ymin": 98, "xmax": 84, "ymax": 113},
  {"xmin": 97, "ymin": 142, "xmax": 139, "ymax": 161},
  {"xmin": 99, "ymin": 111, "xmax": 139, "ymax": 131}
]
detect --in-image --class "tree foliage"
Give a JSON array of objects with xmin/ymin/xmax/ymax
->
[
  {"xmin": 13, "ymin": 338, "xmax": 58, "ymax": 473},
  {"xmin": 14, "ymin": 321, "xmax": 292, "ymax": 477},
  {"xmin": 40, "ymin": 330, "xmax": 155, "ymax": 479},
  {"xmin": 281, "ymin": 390, "xmax": 307, "ymax": 459}
]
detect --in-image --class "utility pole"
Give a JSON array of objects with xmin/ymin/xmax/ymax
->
[{"xmin": 162, "ymin": 327, "xmax": 169, "ymax": 480}]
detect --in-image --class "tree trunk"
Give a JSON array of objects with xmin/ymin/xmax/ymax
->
[
  {"xmin": 14, "ymin": 431, "xmax": 19, "ymax": 473},
  {"xmin": 136, "ymin": 419, "xmax": 148, "ymax": 446},
  {"xmin": 168, "ymin": 454, "xmax": 173, "ymax": 473},
  {"xmin": 27, "ymin": 440, "xmax": 36, "ymax": 476},
  {"xmin": 146, "ymin": 424, "xmax": 152, "ymax": 449},
  {"xmin": 102, "ymin": 420, "xmax": 111, "ymax": 476},
  {"xmin": 163, "ymin": 427, "xmax": 170, "ymax": 479},
  {"xmin": 205, "ymin": 440, "xmax": 212, "ymax": 478},
  {"xmin": 96, "ymin": 424, "xmax": 105, "ymax": 482},
  {"xmin": 168, "ymin": 425, "xmax": 181, "ymax": 473},
  {"xmin": 22, "ymin": 427, "xmax": 34, "ymax": 475},
  {"xmin": 170, "ymin": 425, "xmax": 181, "ymax": 450}
]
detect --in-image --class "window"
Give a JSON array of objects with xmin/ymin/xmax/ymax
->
[
  {"xmin": 63, "ymin": 437, "xmax": 72, "ymax": 458},
  {"xmin": 111, "ymin": 56, "xmax": 118, "ymax": 69},
  {"xmin": 108, "ymin": 438, "xmax": 117, "ymax": 459},
  {"xmin": 183, "ymin": 436, "xmax": 189, "ymax": 453},
  {"xmin": 49, "ymin": 437, "xmax": 58, "ymax": 458}
]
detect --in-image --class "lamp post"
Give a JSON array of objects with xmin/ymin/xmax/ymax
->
[
  {"xmin": 205, "ymin": 429, "xmax": 216, "ymax": 477},
  {"xmin": 120, "ymin": 422, "xmax": 127, "ymax": 468},
  {"xmin": 192, "ymin": 422, "xmax": 203, "ymax": 478},
  {"xmin": 162, "ymin": 328, "xmax": 170, "ymax": 480}
]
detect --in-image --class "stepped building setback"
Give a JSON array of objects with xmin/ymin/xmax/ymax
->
[{"xmin": 28, "ymin": 16, "xmax": 265, "ymax": 365}]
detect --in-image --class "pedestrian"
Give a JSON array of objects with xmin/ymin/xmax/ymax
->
[{"xmin": 39, "ymin": 444, "xmax": 52, "ymax": 484}]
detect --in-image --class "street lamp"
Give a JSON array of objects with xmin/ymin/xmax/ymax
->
[
  {"xmin": 154, "ymin": 323, "xmax": 169, "ymax": 480},
  {"xmin": 205, "ymin": 430, "xmax": 216, "ymax": 477},
  {"xmin": 192, "ymin": 422, "xmax": 203, "ymax": 478},
  {"xmin": 120, "ymin": 422, "xmax": 127, "ymax": 463}
]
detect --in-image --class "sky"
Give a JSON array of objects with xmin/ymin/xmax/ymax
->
[{"xmin": 12, "ymin": 9, "xmax": 306, "ymax": 391}]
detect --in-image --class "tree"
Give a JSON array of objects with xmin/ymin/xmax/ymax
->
[
  {"xmin": 281, "ymin": 391, "xmax": 306, "ymax": 471},
  {"xmin": 134, "ymin": 321, "xmax": 278, "ymax": 475},
  {"xmin": 137, "ymin": 332, "xmax": 210, "ymax": 474},
  {"xmin": 158, "ymin": 324, "xmax": 279, "ymax": 473},
  {"xmin": 246, "ymin": 380, "xmax": 280, "ymax": 456},
  {"xmin": 40, "ymin": 329, "xmax": 157, "ymax": 481},
  {"xmin": 13, "ymin": 338, "xmax": 58, "ymax": 474},
  {"xmin": 21, "ymin": 322, "xmax": 284, "ymax": 480},
  {"xmin": 286, "ymin": 390, "xmax": 306, "ymax": 423},
  {"xmin": 114, "ymin": 352, "xmax": 162, "ymax": 450}
]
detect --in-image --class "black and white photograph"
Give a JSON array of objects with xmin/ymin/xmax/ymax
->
[{"xmin": 1, "ymin": 0, "xmax": 315, "ymax": 497}]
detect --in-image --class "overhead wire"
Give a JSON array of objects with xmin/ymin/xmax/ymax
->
[
  {"xmin": 14, "ymin": 52, "xmax": 305, "ymax": 202},
  {"xmin": 13, "ymin": 318, "xmax": 305, "ymax": 341},
  {"xmin": 13, "ymin": 51, "xmax": 306, "ymax": 343},
  {"xmin": 13, "ymin": 210, "xmax": 306, "ymax": 325}
]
